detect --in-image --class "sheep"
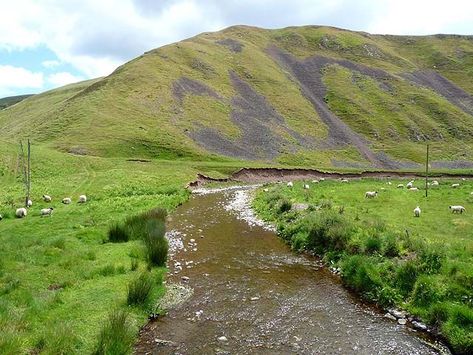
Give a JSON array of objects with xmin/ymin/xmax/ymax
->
[
  {"xmin": 0, "ymin": 214, "xmax": 3, "ymax": 221},
  {"xmin": 16, "ymin": 208, "xmax": 27, "ymax": 218},
  {"xmin": 62, "ymin": 197, "xmax": 72, "ymax": 204},
  {"xmin": 431, "ymin": 180, "xmax": 439, "ymax": 186},
  {"xmin": 409, "ymin": 187, "xmax": 419, "ymax": 191},
  {"xmin": 287, "ymin": 182, "xmax": 293, "ymax": 187},
  {"xmin": 397, "ymin": 184, "xmax": 404, "ymax": 188},
  {"xmin": 319, "ymin": 178, "xmax": 325, "ymax": 181},
  {"xmin": 311, "ymin": 180, "xmax": 319, "ymax": 183},
  {"xmin": 449, "ymin": 205, "xmax": 465, "ymax": 214},
  {"xmin": 263, "ymin": 188, "xmax": 269, "ymax": 192},
  {"xmin": 43, "ymin": 195, "xmax": 52, "ymax": 202},
  {"xmin": 41, "ymin": 207, "xmax": 54, "ymax": 217},
  {"xmin": 78, "ymin": 195, "xmax": 87, "ymax": 203},
  {"xmin": 303, "ymin": 184, "xmax": 310, "ymax": 190},
  {"xmin": 27, "ymin": 199, "xmax": 33, "ymax": 207},
  {"xmin": 414, "ymin": 206, "xmax": 421, "ymax": 217},
  {"xmin": 406, "ymin": 181, "xmax": 414, "ymax": 189},
  {"xmin": 462, "ymin": 178, "xmax": 466, "ymax": 181},
  {"xmin": 451, "ymin": 183, "xmax": 460, "ymax": 188},
  {"xmin": 387, "ymin": 181, "xmax": 392, "ymax": 185},
  {"xmin": 341, "ymin": 179, "xmax": 349, "ymax": 183},
  {"xmin": 365, "ymin": 191, "xmax": 378, "ymax": 198}
]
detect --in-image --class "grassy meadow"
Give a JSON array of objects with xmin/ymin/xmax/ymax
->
[
  {"xmin": 0, "ymin": 141, "xmax": 251, "ymax": 354},
  {"xmin": 253, "ymin": 178, "xmax": 473, "ymax": 353}
]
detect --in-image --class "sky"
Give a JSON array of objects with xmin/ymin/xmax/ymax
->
[{"xmin": 1, "ymin": 0, "xmax": 472, "ymax": 98}]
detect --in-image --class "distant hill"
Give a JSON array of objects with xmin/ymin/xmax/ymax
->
[
  {"xmin": 0, "ymin": 94, "xmax": 33, "ymax": 110},
  {"xmin": 1, "ymin": 25, "xmax": 473, "ymax": 169}
]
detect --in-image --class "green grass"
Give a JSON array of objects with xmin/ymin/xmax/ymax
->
[{"xmin": 253, "ymin": 178, "xmax": 473, "ymax": 353}]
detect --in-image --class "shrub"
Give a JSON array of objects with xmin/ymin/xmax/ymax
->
[
  {"xmin": 419, "ymin": 247, "xmax": 445, "ymax": 274},
  {"xmin": 291, "ymin": 232, "xmax": 308, "ymax": 251},
  {"xmin": 127, "ymin": 272, "xmax": 153, "ymax": 306},
  {"xmin": 108, "ymin": 223, "xmax": 129, "ymax": 243},
  {"xmin": 93, "ymin": 309, "xmax": 135, "ymax": 355},
  {"xmin": 382, "ymin": 233, "xmax": 400, "ymax": 257},
  {"xmin": 411, "ymin": 275, "xmax": 447, "ymax": 307},
  {"xmin": 305, "ymin": 211, "xmax": 351, "ymax": 253},
  {"xmin": 277, "ymin": 199, "xmax": 292, "ymax": 214}
]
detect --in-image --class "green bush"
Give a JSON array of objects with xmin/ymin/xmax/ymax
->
[
  {"xmin": 364, "ymin": 235, "xmax": 382, "ymax": 254},
  {"xmin": 93, "ymin": 309, "xmax": 135, "ymax": 355},
  {"xmin": 127, "ymin": 272, "xmax": 153, "ymax": 306},
  {"xmin": 382, "ymin": 233, "xmax": 400, "ymax": 257},
  {"xmin": 395, "ymin": 260, "xmax": 419, "ymax": 296},
  {"xmin": 305, "ymin": 211, "xmax": 351, "ymax": 253},
  {"xmin": 341, "ymin": 255, "xmax": 382, "ymax": 298},
  {"xmin": 108, "ymin": 223, "xmax": 129, "ymax": 243},
  {"xmin": 277, "ymin": 199, "xmax": 292, "ymax": 214},
  {"xmin": 419, "ymin": 247, "xmax": 445, "ymax": 274},
  {"xmin": 411, "ymin": 275, "xmax": 447, "ymax": 307}
]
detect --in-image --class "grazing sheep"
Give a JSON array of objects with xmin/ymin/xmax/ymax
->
[
  {"xmin": 462, "ymin": 178, "xmax": 466, "ymax": 181},
  {"xmin": 397, "ymin": 184, "xmax": 404, "ymax": 188},
  {"xmin": 470, "ymin": 192, "xmax": 473, "ymax": 196},
  {"xmin": 287, "ymin": 182, "xmax": 293, "ymax": 187},
  {"xmin": 409, "ymin": 187, "xmax": 419, "ymax": 191},
  {"xmin": 341, "ymin": 179, "xmax": 349, "ymax": 183},
  {"xmin": 78, "ymin": 195, "xmax": 87, "ymax": 203},
  {"xmin": 365, "ymin": 191, "xmax": 378, "ymax": 198},
  {"xmin": 406, "ymin": 181, "xmax": 414, "ymax": 189},
  {"xmin": 16, "ymin": 208, "xmax": 27, "ymax": 218},
  {"xmin": 0, "ymin": 214, "xmax": 3, "ymax": 221},
  {"xmin": 41, "ymin": 207, "xmax": 54, "ymax": 217},
  {"xmin": 387, "ymin": 181, "xmax": 392, "ymax": 185},
  {"xmin": 303, "ymin": 184, "xmax": 310, "ymax": 189},
  {"xmin": 414, "ymin": 206, "xmax": 421, "ymax": 217},
  {"xmin": 62, "ymin": 197, "xmax": 72, "ymax": 204},
  {"xmin": 263, "ymin": 188, "xmax": 269, "ymax": 192},
  {"xmin": 451, "ymin": 183, "xmax": 460, "ymax": 188},
  {"xmin": 27, "ymin": 199, "xmax": 32, "ymax": 207},
  {"xmin": 43, "ymin": 194, "xmax": 52, "ymax": 202},
  {"xmin": 311, "ymin": 180, "xmax": 319, "ymax": 183},
  {"xmin": 449, "ymin": 205, "xmax": 466, "ymax": 214},
  {"xmin": 319, "ymin": 178, "xmax": 325, "ymax": 181},
  {"xmin": 431, "ymin": 180, "xmax": 439, "ymax": 186}
]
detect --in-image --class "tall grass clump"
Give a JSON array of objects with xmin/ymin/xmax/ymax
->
[
  {"xmin": 144, "ymin": 226, "xmax": 168, "ymax": 267},
  {"xmin": 93, "ymin": 310, "xmax": 135, "ymax": 355},
  {"xmin": 127, "ymin": 272, "xmax": 153, "ymax": 306},
  {"xmin": 108, "ymin": 223, "xmax": 129, "ymax": 243}
]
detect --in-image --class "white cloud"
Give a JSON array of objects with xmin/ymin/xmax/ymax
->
[
  {"xmin": 0, "ymin": 65, "xmax": 44, "ymax": 97},
  {"xmin": 47, "ymin": 72, "xmax": 84, "ymax": 86},
  {"xmin": 42, "ymin": 60, "xmax": 61, "ymax": 68}
]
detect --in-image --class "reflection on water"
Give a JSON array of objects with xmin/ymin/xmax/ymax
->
[{"xmin": 137, "ymin": 187, "xmax": 445, "ymax": 354}]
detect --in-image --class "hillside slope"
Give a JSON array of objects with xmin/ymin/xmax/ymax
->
[
  {"xmin": 0, "ymin": 94, "xmax": 33, "ymax": 110},
  {"xmin": 1, "ymin": 25, "xmax": 473, "ymax": 169}
]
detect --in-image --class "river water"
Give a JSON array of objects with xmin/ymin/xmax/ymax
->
[{"xmin": 136, "ymin": 187, "xmax": 445, "ymax": 354}]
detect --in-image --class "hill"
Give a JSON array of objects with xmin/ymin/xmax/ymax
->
[
  {"xmin": 1, "ymin": 25, "xmax": 473, "ymax": 170},
  {"xmin": 0, "ymin": 94, "xmax": 33, "ymax": 110}
]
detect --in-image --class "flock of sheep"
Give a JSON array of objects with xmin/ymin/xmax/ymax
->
[
  {"xmin": 0, "ymin": 194, "xmax": 87, "ymax": 221},
  {"xmin": 284, "ymin": 177, "xmax": 468, "ymax": 218}
]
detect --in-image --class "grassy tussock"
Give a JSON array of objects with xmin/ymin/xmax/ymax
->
[
  {"xmin": 127, "ymin": 272, "xmax": 153, "ymax": 306},
  {"xmin": 93, "ymin": 310, "xmax": 135, "ymax": 355}
]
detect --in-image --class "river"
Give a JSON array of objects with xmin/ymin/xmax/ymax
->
[{"xmin": 136, "ymin": 187, "xmax": 446, "ymax": 354}]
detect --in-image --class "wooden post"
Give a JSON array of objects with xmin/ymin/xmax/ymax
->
[
  {"xmin": 425, "ymin": 144, "xmax": 429, "ymax": 198},
  {"xmin": 27, "ymin": 139, "xmax": 31, "ymax": 204}
]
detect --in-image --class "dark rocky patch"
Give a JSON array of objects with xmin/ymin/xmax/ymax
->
[
  {"xmin": 172, "ymin": 77, "xmax": 221, "ymax": 103},
  {"xmin": 187, "ymin": 71, "xmax": 314, "ymax": 160},
  {"xmin": 267, "ymin": 46, "xmax": 402, "ymax": 169},
  {"xmin": 431, "ymin": 160, "xmax": 473, "ymax": 169},
  {"xmin": 402, "ymin": 70, "xmax": 473, "ymax": 116},
  {"xmin": 216, "ymin": 38, "xmax": 244, "ymax": 53}
]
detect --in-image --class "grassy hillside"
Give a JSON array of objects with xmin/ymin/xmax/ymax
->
[
  {"xmin": 0, "ymin": 25, "xmax": 472, "ymax": 169},
  {"xmin": 0, "ymin": 95, "xmax": 33, "ymax": 110}
]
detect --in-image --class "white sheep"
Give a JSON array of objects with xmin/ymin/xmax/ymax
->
[
  {"xmin": 341, "ymin": 179, "xmax": 349, "ymax": 183},
  {"xmin": 303, "ymin": 184, "xmax": 310, "ymax": 189},
  {"xmin": 0, "ymin": 214, "xmax": 3, "ymax": 221},
  {"xmin": 27, "ymin": 199, "xmax": 32, "ymax": 207},
  {"xmin": 263, "ymin": 188, "xmax": 269, "ymax": 192},
  {"xmin": 431, "ymin": 180, "xmax": 439, "ymax": 186},
  {"xmin": 365, "ymin": 191, "xmax": 378, "ymax": 198},
  {"xmin": 43, "ymin": 195, "xmax": 52, "ymax": 202},
  {"xmin": 41, "ymin": 207, "xmax": 54, "ymax": 217},
  {"xmin": 397, "ymin": 184, "xmax": 404, "ymax": 188},
  {"xmin": 406, "ymin": 181, "xmax": 414, "ymax": 189},
  {"xmin": 62, "ymin": 197, "xmax": 72, "ymax": 204},
  {"xmin": 449, "ymin": 205, "xmax": 465, "ymax": 214},
  {"xmin": 414, "ymin": 206, "xmax": 421, "ymax": 217},
  {"xmin": 451, "ymin": 183, "xmax": 460, "ymax": 188},
  {"xmin": 462, "ymin": 178, "xmax": 466, "ymax": 181},
  {"xmin": 16, "ymin": 207, "xmax": 27, "ymax": 218},
  {"xmin": 319, "ymin": 178, "xmax": 325, "ymax": 181},
  {"xmin": 287, "ymin": 182, "xmax": 293, "ymax": 187},
  {"xmin": 387, "ymin": 181, "xmax": 392, "ymax": 185},
  {"xmin": 311, "ymin": 179, "xmax": 319, "ymax": 183},
  {"xmin": 409, "ymin": 187, "xmax": 419, "ymax": 191},
  {"xmin": 78, "ymin": 195, "xmax": 87, "ymax": 203}
]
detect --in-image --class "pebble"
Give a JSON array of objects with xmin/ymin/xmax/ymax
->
[
  {"xmin": 384, "ymin": 312, "xmax": 397, "ymax": 321},
  {"xmin": 181, "ymin": 276, "xmax": 189, "ymax": 282},
  {"xmin": 398, "ymin": 318, "xmax": 407, "ymax": 325},
  {"xmin": 217, "ymin": 336, "xmax": 228, "ymax": 342},
  {"xmin": 190, "ymin": 239, "xmax": 195, "ymax": 243},
  {"xmin": 411, "ymin": 320, "xmax": 428, "ymax": 331},
  {"xmin": 250, "ymin": 296, "xmax": 260, "ymax": 301},
  {"xmin": 389, "ymin": 309, "xmax": 407, "ymax": 319}
]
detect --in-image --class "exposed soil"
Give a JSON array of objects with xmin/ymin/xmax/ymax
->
[
  {"xmin": 402, "ymin": 70, "xmax": 473, "ymax": 116},
  {"xmin": 215, "ymin": 38, "xmax": 244, "ymax": 53},
  {"xmin": 267, "ymin": 46, "xmax": 402, "ymax": 169},
  {"xmin": 172, "ymin": 77, "xmax": 221, "ymax": 103}
]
